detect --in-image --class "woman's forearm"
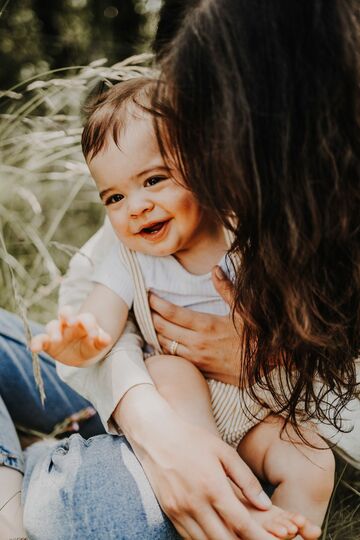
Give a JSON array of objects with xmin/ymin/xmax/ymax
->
[
  {"xmin": 112, "ymin": 384, "xmax": 273, "ymax": 540},
  {"xmin": 113, "ymin": 384, "xmax": 176, "ymax": 455}
]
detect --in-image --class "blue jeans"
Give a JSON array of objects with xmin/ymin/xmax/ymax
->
[{"xmin": 0, "ymin": 309, "xmax": 179, "ymax": 539}]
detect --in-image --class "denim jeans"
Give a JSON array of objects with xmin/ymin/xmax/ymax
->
[{"xmin": 0, "ymin": 309, "xmax": 179, "ymax": 539}]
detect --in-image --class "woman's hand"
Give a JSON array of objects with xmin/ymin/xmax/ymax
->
[
  {"xmin": 149, "ymin": 267, "xmax": 242, "ymax": 385},
  {"xmin": 115, "ymin": 385, "xmax": 275, "ymax": 540}
]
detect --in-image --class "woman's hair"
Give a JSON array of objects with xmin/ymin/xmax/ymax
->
[
  {"xmin": 81, "ymin": 77, "xmax": 159, "ymax": 161},
  {"xmin": 156, "ymin": 0, "xmax": 360, "ymax": 434},
  {"xmin": 154, "ymin": 0, "xmax": 197, "ymax": 60}
]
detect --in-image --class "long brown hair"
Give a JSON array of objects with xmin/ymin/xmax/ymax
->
[{"xmin": 155, "ymin": 0, "xmax": 360, "ymax": 433}]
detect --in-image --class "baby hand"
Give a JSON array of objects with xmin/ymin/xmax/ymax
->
[{"xmin": 30, "ymin": 306, "xmax": 112, "ymax": 366}]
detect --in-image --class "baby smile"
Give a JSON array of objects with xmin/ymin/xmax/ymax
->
[{"xmin": 137, "ymin": 219, "xmax": 171, "ymax": 240}]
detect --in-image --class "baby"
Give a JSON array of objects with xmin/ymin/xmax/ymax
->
[{"xmin": 32, "ymin": 78, "xmax": 334, "ymax": 540}]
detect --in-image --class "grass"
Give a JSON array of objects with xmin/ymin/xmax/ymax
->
[
  {"xmin": 323, "ymin": 459, "xmax": 360, "ymax": 539},
  {"xmin": 0, "ymin": 56, "xmax": 359, "ymax": 538}
]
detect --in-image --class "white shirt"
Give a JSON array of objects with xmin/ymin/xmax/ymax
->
[{"xmin": 93, "ymin": 245, "xmax": 233, "ymax": 316}]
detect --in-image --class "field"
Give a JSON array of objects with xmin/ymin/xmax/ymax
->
[{"xmin": 0, "ymin": 59, "xmax": 359, "ymax": 539}]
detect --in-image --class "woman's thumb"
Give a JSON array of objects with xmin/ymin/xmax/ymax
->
[{"xmin": 212, "ymin": 266, "xmax": 235, "ymax": 307}]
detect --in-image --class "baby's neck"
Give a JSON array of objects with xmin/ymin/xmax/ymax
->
[{"xmin": 174, "ymin": 218, "xmax": 228, "ymax": 275}]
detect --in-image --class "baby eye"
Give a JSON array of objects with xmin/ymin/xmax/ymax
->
[
  {"xmin": 104, "ymin": 193, "xmax": 124, "ymax": 206},
  {"xmin": 144, "ymin": 176, "xmax": 166, "ymax": 187}
]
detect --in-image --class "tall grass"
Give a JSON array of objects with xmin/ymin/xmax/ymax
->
[{"xmin": 0, "ymin": 56, "xmax": 358, "ymax": 538}]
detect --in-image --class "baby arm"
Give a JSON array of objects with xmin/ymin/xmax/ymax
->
[{"xmin": 31, "ymin": 283, "xmax": 129, "ymax": 367}]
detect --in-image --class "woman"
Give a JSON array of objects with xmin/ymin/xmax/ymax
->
[{"xmin": 1, "ymin": 1, "xmax": 359, "ymax": 538}]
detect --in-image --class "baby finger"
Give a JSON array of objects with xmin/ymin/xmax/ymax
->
[
  {"xmin": 58, "ymin": 305, "xmax": 76, "ymax": 326},
  {"xmin": 75, "ymin": 312, "xmax": 100, "ymax": 338},
  {"xmin": 30, "ymin": 333, "xmax": 51, "ymax": 353},
  {"xmin": 45, "ymin": 319, "xmax": 63, "ymax": 342},
  {"xmin": 93, "ymin": 328, "xmax": 112, "ymax": 350}
]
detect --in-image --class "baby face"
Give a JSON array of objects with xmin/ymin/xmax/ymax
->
[{"xmin": 88, "ymin": 113, "xmax": 206, "ymax": 258}]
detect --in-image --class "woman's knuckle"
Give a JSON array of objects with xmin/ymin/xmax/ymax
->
[
  {"xmin": 163, "ymin": 498, "xmax": 183, "ymax": 518},
  {"xmin": 196, "ymin": 477, "xmax": 216, "ymax": 498},
  {"xmin": 233, "ymin": 520, "xmax": 248, "ymax": 536},
  {"xmin": 197, "ymin": 339, "xmax": 208, "ymax": 353},
  {"xmin": 191, "ymin": 334, "xmax": 204, "ymax": 351},
  {"xmin": 207, "ymin": 319, "xmax": 217, "ymax": 334},
  {"xmin": 160, "ymin": 301, "xmax": 177, "ymax": 320}
]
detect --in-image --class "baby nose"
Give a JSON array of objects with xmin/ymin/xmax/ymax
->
[{"xmin": 128, "ymin": 195, "xmax": 154, "ymax": 218}]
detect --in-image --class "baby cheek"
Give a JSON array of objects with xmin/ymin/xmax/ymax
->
[
  {"xmin": 108, "ymin": 214, "xmax": 127, "ymax": 239},
  {"xmin": 177, "ymin": 192, "xmax": 201, "ymax": 214}
]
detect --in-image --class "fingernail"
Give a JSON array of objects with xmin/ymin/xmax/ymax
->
[
  {"xmin": 71, "ymin": 422, "xmax": 80, "ymax": 432},
  {"xmin": 214, "ymin": 265, "xmax": 225, "ymax": 280},
  {"xmin": 257, "ymin": 490, "xmax": 272, "ymax": 508}
]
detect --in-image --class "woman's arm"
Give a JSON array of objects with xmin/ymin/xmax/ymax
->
[
  {"xmin": 114, "ymin": 384, "xmax": 275, "ymax": 540},
  {"xmin": 150, "ymin": 266, "xmax": 243, "ymax": 385}
]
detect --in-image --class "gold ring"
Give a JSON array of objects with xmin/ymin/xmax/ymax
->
[{"xmin": 169, "ymin": 340, "xmax": 179, "ymax": 355}]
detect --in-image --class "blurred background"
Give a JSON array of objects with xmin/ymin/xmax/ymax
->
[{"xmin": 0, "ymin": 0, "xmax": 160, "ymax": 88}]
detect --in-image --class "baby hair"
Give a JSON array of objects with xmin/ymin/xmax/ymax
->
[{"xmin": 82, "ymin": 77, "xmax": 160, "ymax": 162}]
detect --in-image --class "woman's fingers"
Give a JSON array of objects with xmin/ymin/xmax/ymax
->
[
  {"xmin": 221, "ymin": 446, "xmax": 272, "ymax": 511},
  {"xmin": 156, "ymin": 333, "xmax": 190, "ymax": 360},
  {"xmin": 212, "ymin": 267, "xmax": 243, "ymax": 333},
  {"xmin": 192, "ymin": 506, "xmax": 242, "ymax": 540},
  {"xmin": 211, "ymin": 482, "xmax": 270, "ymax": 539},
  {"xmin": 212, "ymin": 266, "xmax": 235, "ymax": 307},
  {"xmin": 151, "ymin": 311, "xmax": 193, "ymax": 342},
  {"xmin": 118, "ymin": 389, "xmax": 275, "ymax": 540},
  {"xmin": 172, "ymin": 516, "xmax": 209, "ymax": 540},
  {"xmin": 149, "ymin": 293, "xmax": 205, "ymax": 330},
  {"xmin": 173, "ymin": 512, "xmax": 241, "ymax": 540}
]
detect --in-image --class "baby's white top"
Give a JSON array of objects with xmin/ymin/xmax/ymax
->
[{"xmin": 93, "ymin": 244, "xmax": 234, "ymax": 316}]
